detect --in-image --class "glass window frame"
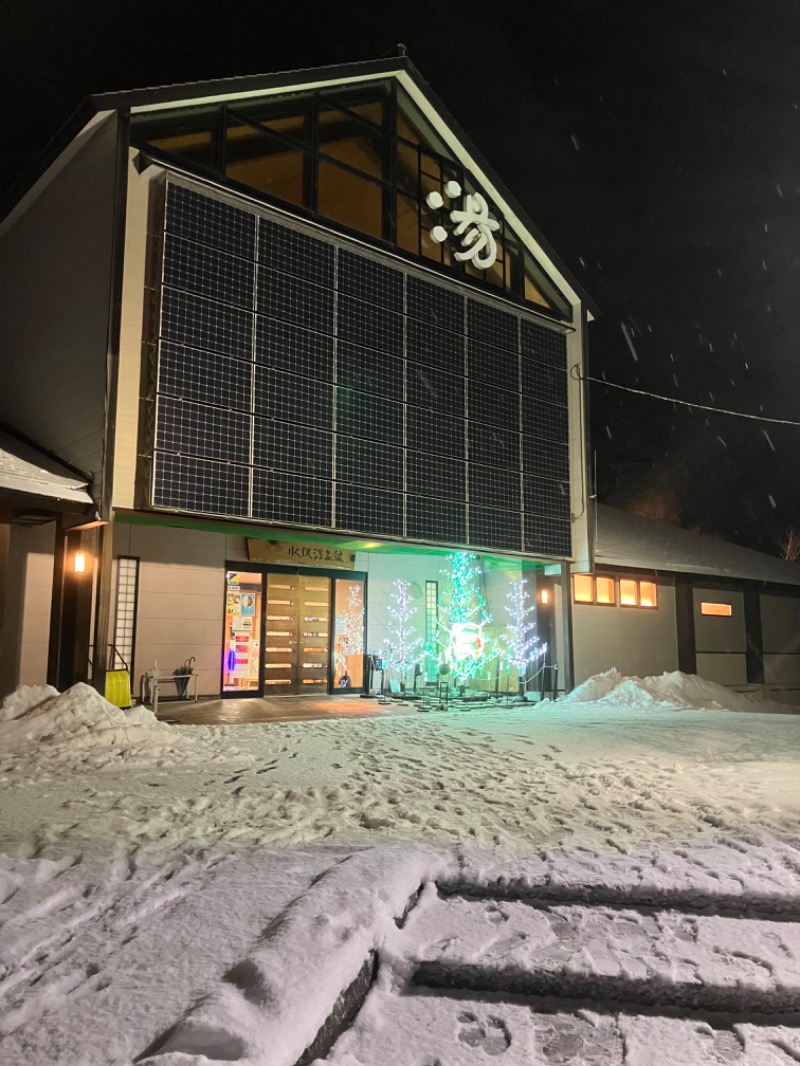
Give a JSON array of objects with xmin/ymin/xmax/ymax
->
[{"xmin": 131, "ymin": 82, "xmax": 572, "ymax": 319}]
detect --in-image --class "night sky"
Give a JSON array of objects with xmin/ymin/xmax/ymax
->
[{"xmin": 4, "ymin": 0, "xmax": 799, "ymax": 554}]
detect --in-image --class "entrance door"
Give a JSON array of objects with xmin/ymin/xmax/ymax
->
[{"xmin": 263, "ymin": 574, "xmax": 332, "ymax": 694}]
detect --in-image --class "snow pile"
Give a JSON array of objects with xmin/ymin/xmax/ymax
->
[
  {"xmin": 562, "ymin": 667, "xmax": 793, "ymax": 712},
  {"xmin": 0, "ymin": 683, "xmax": 206, "ymax": 766}
]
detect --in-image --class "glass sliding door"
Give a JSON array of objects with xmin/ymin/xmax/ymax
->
[
  {"xmin": 264, "ymin": 573, "xmax": 333, "ymax": 694},
  {"xmin": 223, "ymin": 571, "xmax": 263, "ymax": 693},
  {"xmin": 333, "ymin": 577, "xmax": 366, "ymax": 690}
]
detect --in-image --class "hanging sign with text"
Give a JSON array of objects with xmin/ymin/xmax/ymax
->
[{"xmin": 247, "ymin": 539, "xmax": 356, "ymax": 569}]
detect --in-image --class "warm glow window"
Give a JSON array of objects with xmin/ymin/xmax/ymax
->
[
  {"xmin": 572, "ymin": 575, "xmax": 615, "ymax": 605},
  {"xmin": 700, "ymin": 601, "xmax": 733, "ymax": 617},
  {"xmin": 131, "ymin": 81, "xmax": 570, "ymax": 317},
  {"xmin": 573, "ymin": 575, "xmax": 657, "ymax": 608}
]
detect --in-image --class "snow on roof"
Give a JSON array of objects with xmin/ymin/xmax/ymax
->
[
  {"xmin": 595, "ymin": 502, "xmax": 800, "ymax": 587},
  {"xmin": 0, "ymin": 429, "xmax": 93, "ymax": 508}
]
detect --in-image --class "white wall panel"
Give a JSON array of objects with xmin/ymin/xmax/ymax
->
[{"xmin": 0, "ymin": 117, "xmax": 118, "ymax": 485}]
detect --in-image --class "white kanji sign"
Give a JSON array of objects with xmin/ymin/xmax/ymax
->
[{"xmin": 425, "ymin": 180, "xmax": 500, "ymax": 269}]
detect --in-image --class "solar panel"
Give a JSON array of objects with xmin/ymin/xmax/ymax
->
[
  {"xmin": 525, "ymin": 512, "xmax": 571, "ymax": 556},
  {"xmin": 336, "ymin": 484, "xmax": 403, "ymax": 537},
  {"xmin": 257, "ymin": 268, "xmax": 334, "ymax": 332},
  {"xmin": 521, "ymin": 318, "xmax": 567, "ymax": 368},
  {"xmin": 469, "ymin": 463, "xmax": 520, "ymax": 510},
  {"xmin": 336, "ymin": 390, "xmax": 403, "ymax": 446},
  {"xmin": 339, "ymin": 249, "xmax": 403, "ymax": 311},
  {"xmin": 524, "ymin": 474, "xmax": 571, "ymax": 519},
  {"xmin": 254, "ymin": 366, "xmax": 333, "ymax": 430},
  {"xmin": 254, "ymin": 420, "xmax": 332, "ymax": 478},
  {"xmin": 407, "ymin": 495, "xmax": 466, "ymax": 543},
  {"xmin": 336, "ymin": 435, "xmax": 403, "ymax": 489},
  {"xmin": 166, "ymin": 183, "xmax": 256, "ymax": 259},
  {"xmin": 522, "ymin": 434, "xmax": 570, "ymax": 481},
  {"xmin": 255, "ymin": 317, "xmax": 334, "ymax": 380},
  {"xmin": 467, "ymin": 338, "xmax": 518, "ymax": 389},
  {"xmin": 522, "ymin": 400, "xmax": 568, "ymax": 444},
  {"xmin": 522, "ymin": 357, "xmax": 568, "ymax": 408},
  {"xmin": 468, "ymin": 505, "xmax": 522, "ymax": 552},
  {"xmin": 407, "ymin": 364, "xmax": 464, "ymax": 413},
  {"xmin": 163, "ymin": 233, "xmax": 254, "ymax": 309},
  {"xmin": 155, "ymin": 397, "xmax": 251, "ymax": 464},
  {"xmin": 258, "ymin": 217, "xmax": 334, "ymax": 287},
  {"xmin": 406, "ymin": 406, "xmax": 466, "ymax": 459},
  {"xmin": 161, "ymin": 289, "xmax": 253, "ymax": 360},
  {"xmin": 468, "ymin": 422, "xmax": 520, "ymax": 470},
  {"xmin": 468, "ymin": 300, "xmax": 518, "ymax": 352},
  {"xmin": 406, "ymin": 318, "xmax": 465, "ymax": 374},
  {"xmin": 337, "ymin": 342, "xmax": 403, "ymax": 401},
  {"xmin": 153, "ymin": 452, "xmax": 249, "ymax": 516},
  {"xmin": 407, "ymin": 451, "xmax": 466, "ymax": 501},
  {"xmin": 252, "ymin": 469, "xmax": 332, "ymax": 526},
  {"xmin": 407, "ymin": 275, "xmax": 464, "ymax": 333},
  {"xmin": 338, "ymin": 294, "xmax": 404, "ymax": 356},
  {"xmin": 158, "ymin": 342, "xmax": 252, "ymax": 412},
  {"xmin": 467, "ymin": 381, "xmax": 520, "ymax": 431},
  {"xmin": 152, "ymin": 181, "xmax": 575, "ymax": 557}
]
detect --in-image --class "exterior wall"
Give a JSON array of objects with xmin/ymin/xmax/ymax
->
[
  {"xmin": 761, "ymin": 591, "xmax": 800, "ymax": 684},
  {"xmin": 113, "ymin": 522, "xmax": 248, "ymax": 698},
  {"xmin": 571, "ymin": 580, "xmax": 678, "ymax": 685},
  {"xmin": 692, "ymin": 587, "xmax": 747, "ymax": 686},
  {"xmin": 0, "ymin": 115, "xmax": 119, "ymax": 488},
  {"xmin": 0, "ymin": 523, "xmax": 55, "ymax": 696},
  {"xmin": 354, "ymin": 551, "xmax": 443, "ymax": 661},
  {"xmin": 113, "ymin": 152, "xmax": 158, "ymax": 509}
]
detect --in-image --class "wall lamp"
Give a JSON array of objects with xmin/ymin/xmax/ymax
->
[{"xmin": 73, "ymin": 551, "xmax": 88, "ymax": 575}]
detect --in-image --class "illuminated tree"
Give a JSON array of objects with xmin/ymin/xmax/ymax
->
[
  {"xmin": 381, "ymin": 579, "xmax": 423, "ymax": 691},
  {"xmin": 500, "ymin": 578, "xmax": 546, "ymax": 696},
  {"xmin": 335, "ymin": 583, "xmax": 364, "ymax": 686},
  {"xmin": 437, "ymin": 552, "xmax": 492, "ymax": 688}
]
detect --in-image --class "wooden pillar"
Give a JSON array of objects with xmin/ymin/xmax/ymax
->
[
  {"xmin": 744, "ymin": 585, "xmax": 764, "ymax": 684},
  {"xmin": 559, "ymin": 562, "xmax": 574, "ymax": 693},
  {"xmin": 56, "ymin": 529, "xmax": 94, "ymax": 690},
  {"xmin": 47, "ymin": 514, "xmax": 66, "ymax": 687},
  {"xmin": 674, "ymin": 575, "xmax": 697, "ymax": 675},
  {"xmin": 0, "ymin": 519, "xmax": 11, "ymax": 666}
]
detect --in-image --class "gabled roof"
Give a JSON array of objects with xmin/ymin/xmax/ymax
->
[
  {"xmin": 2, "ymin": 53, "xmax": 598, "ymax": 316},
  {"xmin": 595, "ymin": 503, "xmax": 800, "ymax": 588},
  {"xmin": 0, "ymin": 427, "xmax": 93, "ymax": 513}
]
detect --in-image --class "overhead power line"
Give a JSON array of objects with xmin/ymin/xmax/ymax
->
[{"xmin": 575, "ymin": 371, "xmax": 800, "ymax": 427}]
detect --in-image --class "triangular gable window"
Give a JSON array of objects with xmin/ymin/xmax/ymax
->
[{"xmin": 132, "ymin": 78, "xmax": 570, "ymax": 317}]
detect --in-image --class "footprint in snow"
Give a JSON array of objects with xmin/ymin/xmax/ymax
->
[{"xmin": 457, "ymin": 1011, "xmax": 510, "ymax": 1055}]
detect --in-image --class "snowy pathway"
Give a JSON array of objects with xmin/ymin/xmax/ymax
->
[{"xmin": 0, "ymin": 679, "xmax": 799, "ymax": 1063}]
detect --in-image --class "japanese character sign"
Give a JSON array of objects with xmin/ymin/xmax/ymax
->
[{"xmin": 425, "ymin": 180, "xmax": 500, "ymax": 270}]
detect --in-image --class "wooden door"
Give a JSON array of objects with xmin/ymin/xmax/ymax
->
[{"xmin": 263, "ymin": 574, "xmax": 332, "ymax": 694}]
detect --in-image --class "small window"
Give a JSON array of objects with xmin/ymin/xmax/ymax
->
[
  {"xmin": 595, "ymin": 576, "xmax": 616, "ymax": 605},
  {"xmin": 639, "ymin": 581, "xmax": 658, "ymax": 608},
  {"xmin": 573, "ymin": 574, "xmax": 594, "ymax": 603},
  {"xmin": 619, "ymin": 579, "xmax": 638, "ymax": 607},
  {"xmin": 573, "ymin": 574, "xmax": 616, "ymax": 606},
  {"xmin": 701, "ymin": 602, "xmax": 733, "ymax": 617}
]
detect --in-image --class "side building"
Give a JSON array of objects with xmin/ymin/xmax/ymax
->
[
  {"xmin": 0, "ymin": 55, "xmax": 594, "ymax": 701},
  {"xmin": 571, "ymin": 504, "xmax": 800, "ymax": 702}
]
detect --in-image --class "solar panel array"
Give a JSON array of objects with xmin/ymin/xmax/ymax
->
[{"xmin": 151, "ymin": 182, "xmax": 572, "ymax": 557}]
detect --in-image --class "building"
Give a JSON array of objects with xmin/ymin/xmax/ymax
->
[
  {"xmin": 571, "ymin": 504, "xmax": 800, "ymax": 699},
  {"xmin": 0, "ymin": 54, "xmax": 595, "ymax": 701}
]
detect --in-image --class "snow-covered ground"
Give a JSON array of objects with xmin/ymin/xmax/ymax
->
[{"xmin": 1, "ymin": 674, "xmax": 799, "ymax": 1064}]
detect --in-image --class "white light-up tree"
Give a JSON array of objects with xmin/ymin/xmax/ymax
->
[
  {"xmin": 500, "ymin": 578, "xmax": 546, "ymax": 697},
  {"xmin": 381, "ymin": 579, "xmax": 423, "ymax": 693},
  {"xmin": 437, "ymin": 552, "xmax": 492, "ymax": 690}
]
